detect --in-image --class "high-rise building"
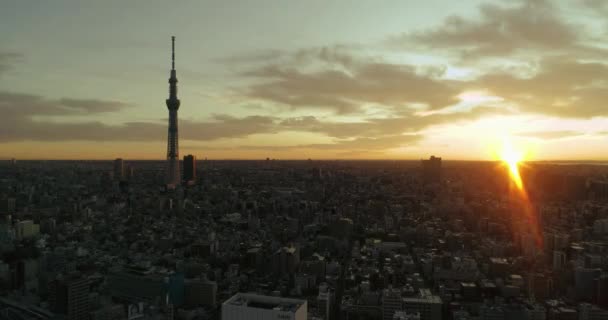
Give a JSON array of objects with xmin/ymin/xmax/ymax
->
[
  {"xmin": 221, "ymin": 293, "xmax": 307, "ymax": 320},
  {"xmin": 403, "ymin": 289, "xmax": 442, "ymax": 320},
  {"xmin": 184, "ymin": 278, "xmax": 217, "ymax": 308},
  {"xmin": 183, "ymin": 154, "xmax": 196, "ymax": 184},
  {"xmin": 578, "ymin": 303, "xmax": 608, "ymax": 320},
  {"xmin": 48, "ymin": 274, "xmax": 90, "ymax": 320},
  {"xmin": 15, "ymin": 220, "xmax": 39, "ymax": 240},
  {"xmin": 479, "ymin": 304, "xmax": 504, "ymax": 320},
  {"xmin": 273, "ymin": 245, "xmax": 300, "ymax": 275},
  {"xmin": 553, "ymin": 251, "xmax": 567, "ymax": 270},
  {"xmin": 596, "ymin": 274, "xmax": 608, "ymax": 308},
  {"xmin": 421, "ymin": 156, "xmax": 442, "ymax": 184},
  {"xmin": 394, "ymin": 312, "xmax": 422, "ymax": 320},
  {"xmin": 165, "ymin": 36, "xmax": 181, "ymax": 188},
  {"xmin": 382, "ymin": 286, "xmax": 403, "ymax": 320},
  {"xmin": 90, "ymin": 304, "xmax": 126, "ymax": 320},
  {"xmin": 126, "ymin": 164, "xmax": 134, "ymax": 181},
  {"xmin": 577, "ymin": 268, "xmax": 602, "ymax": 302},
  {"xmin": 113, "ymin": 158, "xmax": 124, "ymax": 181},
  {"xmin": 317, "ymin": 282, "xmax": 334, "ymax": 320},
  {"xmin": 0, "ymin": 197, "xmax": 16, "ymax": 215},
  {"xmin": 106, "ymin": 268, "xmax": 166, "ymax": 304}
]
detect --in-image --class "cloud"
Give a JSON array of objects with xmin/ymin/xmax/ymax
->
[
  {"xmin": 227, "ymin": 0, "xmax": 608, "ymax": 122},
  {"xmin": 392, "ymin": 0, "xmax": 601, "ymax": 60},
  {"xmin": 241, "ymin": 61, "xmax": 460, "ymax": 114},
  {"xmin": 515, "ymin": 130, "xmax": 585, "ymax": 140},
  {"xmin": 0, "ymin": 90, "xmax": 506, "ymax": 156},
  {"xmin": 581, "ymin": 0, "xmax": 608, "ymax": 13},
  {"xmin": 217, "ymin": 45, "xmax": 360, "ymax": 68},
  {"xmin": 58, "ymin": 98, "xmax": 129, "ymax": 113},
  {"xmin": 181, "ymin": 114, "xmax": 277, "ymax": 140},
  {"xmin": 475, "ymin": 58, "xmax": 608, "ymax": 117},
  {"xmin": 303, "ymin": 134, "xmax": 423, "ymax": 150},
  {"xmin": 0, "ymin": 52, "xmax": 23, "ymax": 75},
  {"xmin": 0, "ymin": 92, "xmax": 284, "ymax": 142},
  {"xmin": 238, "ymin": 134, "xmax": 423, "ymax": 152},
  {"xmin": 278, "ymin": 106, "xmax": 509, "ymax": 139},
  {"xmin": 0, "ymin": 92, "xmax": 131, "ymax": 119},
  {"xmin": 0, "ymin": 91, "xmax": 155, "ymax": 142},
  {"xmin": 216, "ymin": 49, "xmax": 286, "ymax": 64}
]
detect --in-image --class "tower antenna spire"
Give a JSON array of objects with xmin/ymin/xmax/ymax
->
[{"xmin": 171, "ymin": 36, "xmax": 175, "ymax": 70}]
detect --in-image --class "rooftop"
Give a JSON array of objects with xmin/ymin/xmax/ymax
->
[{"xmin": 224, "ymin": 293, "xmax": 306, "ymax": 313}]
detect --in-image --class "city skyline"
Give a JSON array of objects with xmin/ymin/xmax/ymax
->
[{"xmin": 2, "ymin": 0, "xmax": 608, "ymax": 160}]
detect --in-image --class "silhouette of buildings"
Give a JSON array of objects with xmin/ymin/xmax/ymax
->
[{"xmin": 165, "ymin": 36, "xmax": 181, "ymax": 188}]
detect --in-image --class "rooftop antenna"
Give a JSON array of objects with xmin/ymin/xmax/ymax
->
[{"xmin": 171, "ymin": 36, "xmax": 175, "ymax": 70}]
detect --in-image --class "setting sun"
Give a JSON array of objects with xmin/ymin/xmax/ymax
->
[{"xmin": 500, "ymin": 137, "xmax": 524, "ymax": 190}]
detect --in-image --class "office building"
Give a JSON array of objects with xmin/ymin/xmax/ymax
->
[
  {"xmin": 317, "ymin": 283, "xmax": 334, "ymax": 320},
  {"xmin": 15, "ymin": 220, "xmax": 39, "ymax": 240},
  {"xmin": 0, "ymin": 197, "xmax": 16, "ymax": 215},
  {"xmin": 421, "ymin": 156, "xmax": 442, "ymax": 184},
  {"xmin": 222, "ymin": 293, "xmax": 307, "ymax": 320},
  {"xmin": 48, "ymin": 274, "xmax": 90, "ymax": 320},
  {"xmin": 579, "ymin": 303, "xmax": 608, "ymax": 320},
  {"xmin": 90, "ymin": 304, "xmax": 126, "ymax": 320},
  {"xmin": 383, "ymin": 287, "xmax": 403, "ymax": 320},
  {"xmin": 403, "ymin": 289, "xmax": 442, "ymax": 320},
  {"xmin": 113, "ymin": 158, "xmax": 124, "ymax": 181},
  {"xmin": 394, "ymin": 312, "xmax": 422, "ymax": 320},
  {"xmin": 554, "ymin": 251, "xmax": 567, "ymax": 270},
  {"xmin": 184, "ymin": 278, "xmax": 217, "ymax": 308},
  {"xmin": 273, "ymin": 245, "xmax": 300, "ymax": 275},
  {"xmin": 106, "ymin": 268, "xmax": 167, "ymax": 304},
  {"xmin": 183, "ymin": 154, "xmax": 196, "ymax": 184},
  {"xmin": 577, "ymin": 268, "xmax": 602, "ymax": 302}
]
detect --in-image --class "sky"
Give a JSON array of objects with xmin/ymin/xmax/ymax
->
[{"xmin": 1, "ymin": 0, "xmax": 608, "ymax": 160}]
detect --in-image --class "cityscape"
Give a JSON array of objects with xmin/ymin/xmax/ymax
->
[{"xmin": 2, "ymin": 1, "xmax": 608, "ymax": 320}]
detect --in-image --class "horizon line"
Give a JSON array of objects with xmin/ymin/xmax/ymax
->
[{"xmin": 2, "ymin": 158, "xmax": 608, "ymax": 162}]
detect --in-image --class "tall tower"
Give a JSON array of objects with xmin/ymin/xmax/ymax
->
[{"xmin": 165, "ymin": 36, "xmax": 181, "ymax": 187}]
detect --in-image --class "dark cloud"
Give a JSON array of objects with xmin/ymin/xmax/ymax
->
[
  {"xmin": 181, "ymin": 114, "xmax": 277, "ymax": 140},
  {"xmin": 0, "ymin": 92, "xmax": 283, "ymax": 142},
  {"xmin": 217, "ymin": 45, "xmax": 360, "ymax": 68},
  {"xmin": 0, "ymin": 90, "xmax": 506, "ymax": 155},
  {"xmin": 475, "ymin": 58, "xmax": 608, "ymax": 117},
  {"xmin": 581, "ymin": 0, "xmax": 608, "ymax": 13},
  {"xmin": 232, "ymin": 106, "xmax": 506, "ymax": 152},
  {"xmin": 392, "ymin": 0, "xmax": 599, "ymax": 60},
  {"xmin": 0, "ymin": 92, "xmax": 131, "ymax": 119},
  {"xmin": 241, "ymin": 61, "xmax": 459, "ymax": 114},
  {"xmin": 58, "ymin": 98, "xmax": 130, "ymax": 113},
  {"xmin": 278, "ymin": 106, "xmax": 509, "ymax": 139}
]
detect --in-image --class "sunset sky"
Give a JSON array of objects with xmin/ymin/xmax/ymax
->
[{"xmin": 2, "ymin": 0, "xmax": 608, "ymax": 160}]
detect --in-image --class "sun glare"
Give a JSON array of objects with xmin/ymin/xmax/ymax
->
[{"xmin": 500, "ymin": 138, "xmax": 524, "ymax": 190}]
